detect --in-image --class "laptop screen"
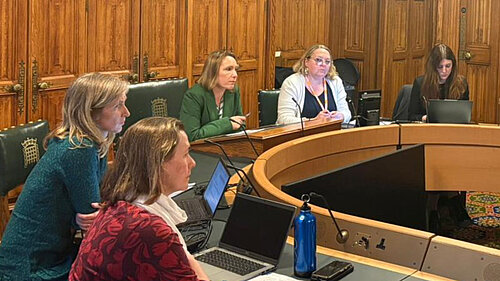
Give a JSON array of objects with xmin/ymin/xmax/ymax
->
[
  {"xmin": 219, "ymin": 193, "xmax": 296, "ymax": 263},
  {"xmin": 203, "ymin": 160, "xmax": 230, "ymax": 214},
  {"xmin": 427, "ymin": 99, "xmax": 472, "ymax": 124}
]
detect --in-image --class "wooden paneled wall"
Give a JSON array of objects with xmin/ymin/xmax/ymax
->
[{"xmin": 1, "ymin": 0, "xmax": 499, "ymax": 131}]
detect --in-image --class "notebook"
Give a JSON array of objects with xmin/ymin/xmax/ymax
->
[
  {"xmin": 174, "ymin": 159, "xmax": 230, "ymax": 224},
  {"xmin": 427, "ymin": 99, "xmax": 472, "ymax": 124},
  {"xmin": 194, "ymin": 193, "xmax": 297, "ymax": 281}
]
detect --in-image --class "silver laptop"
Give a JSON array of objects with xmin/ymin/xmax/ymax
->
[
  {"xmin": 194, "ymin": 193, "xmax": 296, "ymax": 281},
  {"xmin": 175, "ymin": 159, "xmax": 230, "ymax": 224},
  {"xmin": 427, "ymin": 99, "xmax": 472, "ymax": 124}
]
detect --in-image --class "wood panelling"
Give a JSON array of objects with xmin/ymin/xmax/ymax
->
[
  {"xmin": 28, "ymin": 0, "xmax": 87, "ymax": 128},
  {"xmin": 87, "ymin": 0, "xmax": 139, "ymax": 77},
  {"xmin": 141, "ymin": 0, "xmax": 186, "ymax": 79},
  {"xmin": 378, "ymin": 0, "xmax": 433, "ymax": 118},
  {"xmin": 330, "ymin": 0, "xmax": 379, "ymax": 90},
  {"xmin": 0, "ymin": 0, "xmax": 27, "ymax": 128},
  {"xmin": 456, "ymin": 0, "xmax": 499, "ymax": 123}
]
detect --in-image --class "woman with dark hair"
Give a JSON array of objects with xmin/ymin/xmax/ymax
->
[
  {"xmin": 277, "ymin": 44, "xmax": 351, "ymax": 125},
  {"xmin": 69, "ymin": 117, "xmax": 208, "ymax": 281},
  {"xmin": 180, "ymin": 50, "xmax": 246, "ymax": 141},
  {"xmin": 408, "ymin": 43, "xmax": 469, "ymax": 122}
]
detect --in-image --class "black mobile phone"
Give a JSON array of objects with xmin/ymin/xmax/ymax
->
[{"xmin": 310, "ymin": 260, "xmax": 354, "ymax": 281}]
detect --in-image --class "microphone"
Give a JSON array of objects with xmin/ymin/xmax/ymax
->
[
  {"xmin": 225, "ymin": 163, "xmax": 261, "ymax": 197},
  {"xmin": 346, "ymin": 95, "xmax": 361, "ymax": 128},
  {"xmin": 291, "ymin": 97, "xmax": 305, "ymax": 136},
  {"xmin": 229, "ymin": 118, "xmax": 260, "ymax": 158},
  {"xmin": 204, "ymin": 139, "xmax": 246, "ymax": 184},
  {"xmin": 309, "ymin": 192, "xmax": 349, "ymax": 244},
  {"xmin": 422, "ymin": 95, "xmax": 429, "ymax": 123}
]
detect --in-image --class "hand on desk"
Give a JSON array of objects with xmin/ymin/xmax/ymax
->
[{"xmin": 313, "ymin": 110, "xmax": 344, "ymax": 122}]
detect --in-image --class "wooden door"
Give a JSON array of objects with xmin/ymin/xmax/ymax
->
[
  {"xmin": 186, "ymin": 0, "xmax": 228, "ymax": 83},
  {"xmin": 378, "ymin": 0, "xmax": 433, "ymax": 118},
  {"xmin": 227, "ymin": 0, "xmax": 266, "ymax": 128},
  {"xmin": 141, "ymin": 0, "xmax": 186, "ymax": 80},
  {"xmin": 87, "ymin": 0, "xmax": 140, "ymax": 82},
  {"xmin": 27, "ymin": 0, "xmax": 87, "ymax": 128},
  {"xmin": 457, "ymin": 0, "xmax": 500, "ymax": 123},
  {"xmin": 330, "ymin": 0, "xmax": 379, "ymax": 90},
  {"xmin": 0, "ymin": 0, "xmax": 28, "ymax": 128}
]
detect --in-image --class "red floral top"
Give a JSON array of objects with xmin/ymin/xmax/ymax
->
[{"xmin": 69, "ymin": 201, "xmax": 201, "ymax": 281}]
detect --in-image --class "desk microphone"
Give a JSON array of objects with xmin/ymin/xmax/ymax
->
[
  {"xmin": 291, "ymin": 97, "xmax": 305, "ymax": 136},
  {"xmin": 225, "ymin": 163, "xmax": 261, "ymax": 197},
  {"xmin": 309, "ymin": 192, "xmax": 349, "ymax": 244},
  {"xmin": 204, "ymin": 139, "xmax": 245, "ymax": 184},
  {"xmin": 346, "ymin": 96, "xmax": 361, "ymax": 127},
  {"xmin": 422, "ymin": 95, "xmax": 429, "ymax": 123},
  {"xmin": 229, "ymin": 118, "xmax": 260, "ymax": 158}
]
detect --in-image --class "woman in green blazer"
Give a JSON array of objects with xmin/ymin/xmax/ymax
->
[{"xmin": 180, "ymin": 50, "xmax": 246, "ymax": 141}]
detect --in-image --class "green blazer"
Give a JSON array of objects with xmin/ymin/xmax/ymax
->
[{"xmin": 180, "ymin": 83, "xmax": 243, "ymax": 141}]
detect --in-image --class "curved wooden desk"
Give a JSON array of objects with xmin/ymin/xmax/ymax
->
[{"xmin": 247, "ymin": 123, "xmax": 500, "ymax": 281}]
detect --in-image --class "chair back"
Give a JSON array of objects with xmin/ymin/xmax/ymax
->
[
  {"xmin": 333, "ymin": 58, "xmax": 360, "ymax": 117},
  {"xmin": 123, "ymin": 78, "xmax": 188, "ymax": 134},
  {"xmin": 392, "ymin": 84, "xmax": 413, "ymax": 121},
  {"xmin": 0, "ymin": 120, "xmax": 49, "ymax": 196},
  {"xmin": 258, "ymin": 89, "xmax": 280, "ymax": 127}
]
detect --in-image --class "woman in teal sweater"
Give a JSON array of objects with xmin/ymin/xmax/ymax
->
[
  {"xmin": 0, "ymin": 73, "xmax": 130, "ymax": 280},
  {"xmin": 180, "ymin": 50, "xmax": 246, "ymax": 142}
]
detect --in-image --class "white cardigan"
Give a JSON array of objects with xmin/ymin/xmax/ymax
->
[{"xmin": 276, "ymin": 73, "xmax": 352, "ymax": 125}]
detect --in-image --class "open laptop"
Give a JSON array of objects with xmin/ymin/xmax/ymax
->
[
  {"xmin": 174, "ymin": 159, "xmax": 230, "ymax": 224},
  {"xmin": 194, "ymin": 193, "xmax": 297, "ymax": 281},
  {"xmin": 427, "ymin": 99, "xmax": 472, "ymax": 124}
]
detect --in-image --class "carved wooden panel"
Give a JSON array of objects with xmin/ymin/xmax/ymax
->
[
  {"xmin": 28, "ymin": 0, "xmax": 86, "ymax": 127},
  {"xmin": 87, "ymin": 0, "xmax": 139, "ymax": 78},
  {"xmin": 0, "ymin": 0, "xmax": 28, "ymax": 127},
  {"xmin": 331, "ymin": 0, "xmax": 378, "ymax": 91},
  {"xmin": 378, "ymin": 0, "xmax": 432, "ymax": 118},
  {"xmin": 457, "ymin": 0, "xmax": 499, "ymax": 123},
  {"xmin": 227, "ymin": 0, "xmax": 265, "ymax": 128},
  {"xmin": 141, "ymin": 0, "xmax": 185, "ymax": 79},
  {"xmin": 186, "ymin": 0, "xmax": 227, "ymax": 79}
]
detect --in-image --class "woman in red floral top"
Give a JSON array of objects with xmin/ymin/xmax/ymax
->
[{"xmin": 69, "ymin": 117, "xmax": 208, "ymax": 281}]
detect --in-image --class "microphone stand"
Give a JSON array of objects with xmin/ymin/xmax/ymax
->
[
  {"xmin": 309, "ymin": 192, "xmax": 349, "ymax": 244},
  {"xmin": 204, "ymin": 139, "xmax": 246, "ymax": 184},
  {"xmin": 225, "ymin": 163, "xmax": 261, "ymax": 197},
  {"xmin": 229, "ymin": 118, "xmax": 260, "ymax": 158},
  {"xmin": 291, "ymin": 97, "xmax": 305, "ymax": 136},
  {"xmin": 346, "ymin": 96, "xmax": 360, "ymax": 128}
]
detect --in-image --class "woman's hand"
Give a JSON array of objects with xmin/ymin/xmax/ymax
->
[
  {"xmin": 186, "ymin": 253, "xmax": 209, "ymax": 280},
  {"xmin": 76, "ymin": 202, "xmax": 104, "ymax": 231},
  {"xmin": 422, "ymin": 115, "xmax": 427, "ymax": 122},
  {"xmin": 329, "ymin": 111, "xmax": 344, "ymax": 121},
  {"xmin": 229, "ymin": 115, "xmax": 246, "ymax": 130},
  {"xmin": 313, "ymin": 110, "xmax": 332, "ymax": 122}
]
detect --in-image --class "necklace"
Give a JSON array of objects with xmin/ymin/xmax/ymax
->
[{"xmin": 306, "ymin": 76, "xmax": 328, "ymax": 111}]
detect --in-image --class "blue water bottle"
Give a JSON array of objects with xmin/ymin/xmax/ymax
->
[{"xmin": 294, "ymin": 194, "xmax": 316, "ymax": 277}]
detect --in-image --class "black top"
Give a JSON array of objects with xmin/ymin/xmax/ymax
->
[
  {"xmin": 408, "ymin": 75, "xmax": 470, "ymax": 121},
  {"xmin": 301, "ymin": 84, "xmax": 338, "ymax": 118}
]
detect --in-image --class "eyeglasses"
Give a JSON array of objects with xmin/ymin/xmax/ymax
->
[{"xmin": 311, "ymin": 57, "xmax": 331, "ymax": 66}]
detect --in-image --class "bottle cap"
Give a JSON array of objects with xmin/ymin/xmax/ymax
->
[{"xmin": 300, "ymin": 194, "xmax": 311, "ymax": 211}]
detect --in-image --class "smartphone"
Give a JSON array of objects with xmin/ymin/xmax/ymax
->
[{"xmin": 310, "ymin": 260, "xmax": 354, "ymax": 281}]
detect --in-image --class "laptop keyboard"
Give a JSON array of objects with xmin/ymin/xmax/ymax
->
[
  {"xmin": 196, "ymin": 249, "xmax": 266, "ymax": 276},
  {"xmin": 178, "ymin": 199, "xmax": 205, "ymax": 220}
]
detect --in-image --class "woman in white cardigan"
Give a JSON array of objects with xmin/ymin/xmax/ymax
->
[{"xmin": 277, "ymin": 44, "xmax": 351, "ymax": 125}]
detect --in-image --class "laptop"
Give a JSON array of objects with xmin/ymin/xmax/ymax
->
[
  {"xmin": 427, "ymin": 99, "xmax": 473, "ymax": 124},
  {"xmin": 174, "ymin": 159, "xmax": 230, "ymax": 224},
  {"xmin": 194, "ymin": 193, "xmax": 297, "ymax": 281}
]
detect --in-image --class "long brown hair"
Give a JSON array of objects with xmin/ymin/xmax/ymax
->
[
  {"xmin": 44, "ymin": 73, "xmax": 128, "ymax": 158},
  {"xmin": 293, "ymin": 44, "xmax": 338, "ymax": 79},
  {"xmin": 101, "ymin": 117, "xmax": 185, "ymax": 206},
  {"xmin": 198, "ymin": 50, "xmax": 238, "ymax": 91},
  {"xmin": 421, "ymin": 44, "xmax": 467, "ymax": 100}
]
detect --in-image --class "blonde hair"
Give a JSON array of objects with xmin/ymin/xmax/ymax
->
[
  {"xmin": 101, "ymin": 117, "xmax": 185, "ymax": 205},
  {"xmin": 197, "ymin": 50, "xmax": 238, "ymax": 90},
  {"xmin": 44, "ymin": 73, "xmax": 129, "ymax": 158},
  {"xmin": 293, "ymin": 44, "xmax": 338, "ymax": 79}
]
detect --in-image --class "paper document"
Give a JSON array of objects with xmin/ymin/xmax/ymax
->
[{"xmin": 249, "ymin": 273, "xmax": 300, "ymax": 280}]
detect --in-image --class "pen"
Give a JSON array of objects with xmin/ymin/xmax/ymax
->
[{"xmin": 245, "ymin": 112, "xmax": 251, "ymax": 118}]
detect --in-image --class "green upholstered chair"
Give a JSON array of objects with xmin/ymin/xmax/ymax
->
[
  {"xmin": 258, "ymin": 89, "xmax": 280, "ymax": 127},
  {"xmin": 114, "ymin": 78, "xmax": 188, "ymax": 150},
  {"xmin": 0, "ymin": 120, "xmax": 49, "ymax": 238}
]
